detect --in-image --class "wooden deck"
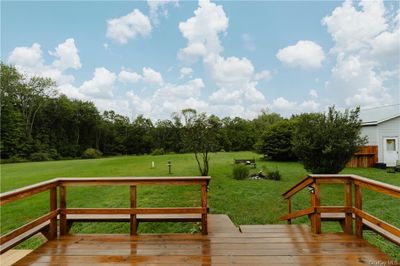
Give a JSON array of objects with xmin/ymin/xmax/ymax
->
[{"xmin": 12, "ymin": 215, "xmax": 395, "ymax": 265}]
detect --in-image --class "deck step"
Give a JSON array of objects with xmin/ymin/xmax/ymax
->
[
  {"xmin": 239, "ymin": 224, "xmax": 310, "ymax": 233},
  {"xmin": 208, "ymin": 214, "xmax": 240, "ymax": 234},
  {"xmin": 0, "ymin": 222, "xmax": 49, "ymax": 254},
  {"xmin": 0, "ymin": 249, "xmax": 32, "ymax": 266}
]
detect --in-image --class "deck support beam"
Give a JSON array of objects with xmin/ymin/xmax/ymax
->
[
  {"xmin": 49, "ymin": 187, "xmax": 57, "ymax": 240},
  {"xmin": 310, "ymin": 182, "xmax": 321, "ymax": 234},
  {"xmin": 344, "ymin": 183, "xmax": 353, "ymax": 234},
  {"xmin": 130, "ymin": 186, "xmax": 137, "ymax": 235},
  {"xmin": 201, "ymin": 183, "xmax": 208, "ymax": 235},
  {"xmin": 59, "ymin": 186, "xmax": 67, "ymax": 235},
  {"xmin": 355, "ymin": 185, "xmax": 363, "ymax": 238}
]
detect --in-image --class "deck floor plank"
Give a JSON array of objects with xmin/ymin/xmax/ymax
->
[{"xmin": 12, "ymin": 215, "xmax": 396, "ymax": 265}]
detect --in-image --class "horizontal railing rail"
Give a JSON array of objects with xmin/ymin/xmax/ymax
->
[
  {"xmin": 0, "ymin": 176, "xmax": 211, "ymax": 254},
  {"xmin": 280, "ymin": 174, "xmax": 400, "ymax": 246}
]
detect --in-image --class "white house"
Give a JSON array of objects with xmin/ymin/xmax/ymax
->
[{"xmin": 360, "ymin": 105, "xmax": 400, "ymax": 167}]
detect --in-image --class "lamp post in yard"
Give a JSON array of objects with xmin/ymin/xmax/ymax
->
[{"xmin": 167, "ymin": 160, "xmax": 172, "ymax": 174}]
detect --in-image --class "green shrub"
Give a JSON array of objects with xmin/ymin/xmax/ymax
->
[
  {"xmin": 30, "ymin": 152, "xmax": 49, "ymax": 162},
  {"xmin": 292, "ymin": 106, "xmax": 366, "ymax": 174},
  {"xmin": 232, "ymin": 164, "xmax": 250, "ymax": 180},
  {"xmin": 267, "ymin": 170, "xmax": 281, "ymax": 180},
  {"xmin": 151, "ymin": 148, "xmax": 165, "ymax": 155},
  {"xmin": 48, "ymin": 148, "xmax": 61, "ymax": 160},
  {"xmin": 256, "ymin": 120, "xmax": 296, "ymax": 161},
  {"xmin": 81, "ymin": 148, "xmax": 102, "ymax": 159},
  {"xmin": 2, "ymin": 155, "xmax": 27, "ymax": 163}
]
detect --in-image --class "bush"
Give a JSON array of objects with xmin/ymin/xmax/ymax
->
[
  {"xmin": 292, "ymin": 106, "xmax": 366, "ymax": 174},
  {"xmin": 2, "ymin": 155, "xmax": 27, "ymax": 163},
  {"xmin": 267, "ymin": 170, "xmax": 281, "ymax": 180},
  {"xmin": 48, "ymin": 148, "xmax": 61, "ymax": 160},
  {"xmin": 151, "ymin": 148, "xmax": 165, "ymax": 155},
  {"xmin": 30, "ymin": 152, "xmax": 49, "ymax": 162},
  {"xmin": 81, "ymin": 148, "xmax": 102, "ymax": 159},
  {"xmin": 232, "ymin": 164, "xmax": 250, "ymax": 180},
  {"xmin": 256, "ymin": 120, "xmax": 296, "ymax": 161}
]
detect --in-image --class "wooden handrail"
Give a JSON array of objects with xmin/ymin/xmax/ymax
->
[
  {"xmin": 57, "ymin": 176, "xmax": 211, "ymax": 186},
  {"xmin": 280, "ymin": 174, "xmax": 400, "ymax": 246},
  {"xmin": 0, "ymin": 179, "xmax": 59, "ymax": 206},
  {"xmin": 281, "ymin": 176, "xmax": 312, "ymax": 199},
  {"xmin": 0, "ymin": 176, "xmax": 211, "ymax": 254}
]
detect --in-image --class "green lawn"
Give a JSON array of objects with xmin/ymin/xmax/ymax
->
[{"xmin": 1, "ymin": 151, "xmax": 399, "ymax": 259}]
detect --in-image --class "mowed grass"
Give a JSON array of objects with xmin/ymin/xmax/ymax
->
[{"xmin": 1, "ymin": 151, "xmax": 399, "ymax": 259}]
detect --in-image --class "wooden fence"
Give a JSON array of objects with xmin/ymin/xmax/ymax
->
[{"xmin": 346, "ymin": 145, "xmax": 378, "ymax": 168}]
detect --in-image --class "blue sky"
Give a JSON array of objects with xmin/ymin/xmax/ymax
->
[{"xmin": 2, "ymin": 0, "xmax": 399, "ymax": 120}]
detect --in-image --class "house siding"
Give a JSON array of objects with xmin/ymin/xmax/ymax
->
[
  {"xmin": 361, "ymin": 116, "xmax": 400, "ymax": 163},
  {"xmin": 376, "ymin": 117, "xmax": 400, "ymax": 163},
  {"xmin": 361, "ymin": 126, "xmax": 378, "ymax": 145}
]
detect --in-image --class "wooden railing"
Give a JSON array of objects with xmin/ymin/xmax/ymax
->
[
  {"xmin": 280, "ymin": 174, "xmax": 400, "ymax": 245},
  {"xmin": 0, "ymin": 176, "xmax": 211, "ymax": 254}
]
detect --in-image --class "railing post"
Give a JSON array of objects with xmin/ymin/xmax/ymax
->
[
  {"xmin": 201, "ymin": 183, "xmax": 208, "ymax": 235},
  {"xmin": 310, "ymin": 182, "xmax": 321, "ymax": 234},
  {"xmin": 355, "ymin": 184, "xmax": 363, "ymax": 238},
  {"xmin": 59, "ymin": 186, "xmax": 67, "ymax": 235},
  {"xmin": 49, "ymin": 187, "xmax": 57, "ymax": 239},
  {"xmin": 344, "ymin": 182, "xmax": 353, "ymax": 234},
  {"xmin": 130, "ymin": 186, "xmax": 137, "ymax": 235},
  {"xmin": 287, "ymin": 198, "xmax": 292, "ymax": 224}
]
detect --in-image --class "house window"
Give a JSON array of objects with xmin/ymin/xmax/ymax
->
[{"xmin": 386, "ymin": 139, "xmax": 396, "ymax": 151}]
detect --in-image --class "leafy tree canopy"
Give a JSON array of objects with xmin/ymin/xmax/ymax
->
[{"xmin": 292, "ymin": 106, "xmax": 366, "ymax": 174}]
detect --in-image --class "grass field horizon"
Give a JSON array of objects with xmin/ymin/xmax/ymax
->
[{"xmin": 1, "ymin": 151, "xmax": 399, "ymax": 259}]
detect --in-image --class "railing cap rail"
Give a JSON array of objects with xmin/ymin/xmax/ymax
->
[
  {"xmin": 309, "ymin": 174, "xmax": 400, "ymax": 194},
  {"xmin": 0, "ymin": 178, "xmax": 59, "ymax": 203},
  {"xmin": 57, "ymin": 176, "xmax": 211, "ymax": 182},
  {"xmin": 283, "ymin": 174, "xmax": 400, "ymax": 199},
  {"xmin": 0, "ymin": 176, "xmax": 211, "ymax": 205}
]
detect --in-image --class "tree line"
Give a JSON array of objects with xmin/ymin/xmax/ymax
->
[
  {"xmin": 0, "ymin": 63, "xmax": 283, "ymax": 162},
  {"xmin": 1, "ymin": 63, "xmax": 365, "ymax": 174}
]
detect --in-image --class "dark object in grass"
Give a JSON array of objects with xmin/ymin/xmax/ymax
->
[
  {"xmin": 374, "ymin": 163, "xmax": 387, "ymax": 169},
  {"xmin": 387, "ymin": 167, "xmax": 396, "ymax": 174},
  {"xmin": 232, "ymin": 164, "xmax": 250, "ymax": 180},
  {"xmin": 249, "ymin": 171, "xmax": 266, "ymax": 180},
  {"xmin": 267, "ymin": 170, "xmax": 281, "ymax": 180},
  {"xmin": 234, "ymin": 159, "xmax": 256, "ymax": 168},
  {"xmin": 82, "ymin": 148, "xmax": 102, "ymax": 159}
]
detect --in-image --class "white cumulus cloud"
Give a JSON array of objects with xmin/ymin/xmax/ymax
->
[
  {"xmin": 142, "ymin": 67, "xmax": 164, "ymax": 85},
  {"xmin": 8, "ymin": 39, "xmax": 81, "ymax": 86},
  {"xmin": 118, "ymin": 70, "xmax": 142, "ymax": 83},
  {"xmin": 106, "ymin": 9, "xmax": 152, "ymax": 44},
  {"xmin": 322, "ymin": 0, "xmax": 387, "ymax": 54},
  {"xmin": 80, "ymin": 67, "xmax": 116, "ymax": 98},
  {"xmin": 178, "ymin": 0, "xmax": 229, "ymax": 63},
  {"xmin": 309, "ymin": 89, "xmax": 318, "ymax": 98},
  {"xmin": 255, "ymin": 70, "xmax": 272, "ymax": 81},
  {"xmin": 8, "ymin": 43, "xmax": 43, "ymax": 67},
  {"xmin": 50, "ymin": 38, "xmax": 81, "ymax": 70},
  {"xmin": 276, "ymin": 40, "xmax": 325, "ymax": 69},
  {"xmin": 179, "ymin": 67, "xmax": 193, "ymax": 78},
  {"xmin": 323, "ymin": 0, "xmax": 398, "ymax": 108},
  {"xmin": 147, "ymin": 0, "xmax": 179, "ymax": 24}
]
